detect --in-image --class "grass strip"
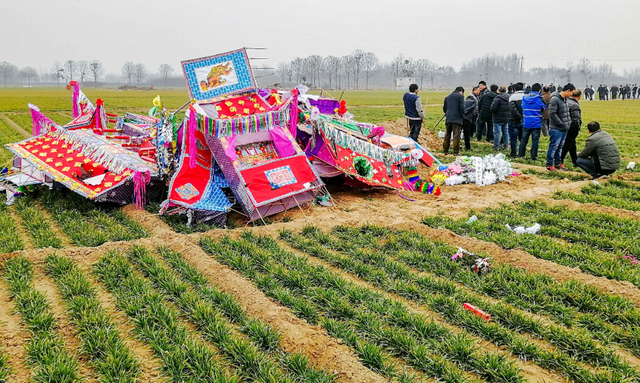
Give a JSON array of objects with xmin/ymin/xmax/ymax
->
[
  {"xmin": 554, "ymin": 180, "xmax": 640, "ymax": 211},
  {"xmin": 204, "ymin": 235, "xmax": 527, "ymax": 383},
  {"xmin": 93, "ymin": 250, "xmax": 240, "ymax": 383},
  {"xmin": 0, "ymin": 195, "xmax": 24, "ymax": 253},
  {"xmin": 337, "ymin": 225, "xmax": 640, "ymax": 357},
  {"xmin": 40, "ymin": 188, "xmax": 147, "ymax": 247},
  {"xmin": 521, "ymin": 168, "xmax": 590, "ymax": 181},
  {"xmin": 13, "ymin": 197, "xmax": 63, "ymax": 249},
  {"xmin": 290, "ymin": 226, "xmax": 639, "ymax": 379},
  {"xmin": 158, "ymin": 246, "xmax": 336, "ymax": 383},
  {"xmin": 2, "ymin": 257, "xmax": 81, "ymax": 383},
  {"xmin": 129, "ymin": 245, "xmax": 334, "ymax": 383},
  {"xmin": 44, "ymin": 254, "xmax": 141, "ymax": 382}
]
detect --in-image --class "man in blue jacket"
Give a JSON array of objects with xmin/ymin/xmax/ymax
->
[
  {"xmin": 518, "ymin": 83, "xmax": 546, "ymax": 160},
  {"xmin": 403, "ymin": 84, "xmax": 426, "ymax": 142}
]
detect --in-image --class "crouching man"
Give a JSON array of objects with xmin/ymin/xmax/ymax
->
[{"xmin": 576, "ymin": 121, "xmax": 621, "ymax": 179}]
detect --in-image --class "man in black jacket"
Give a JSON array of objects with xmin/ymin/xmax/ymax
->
[
  {"xmin": 490, "ymin": 86, "xmax": 511, "ymax": 151},
  {"xmin": 476, "ymin": 84, "xmax": 498, "ymax": 142},
  {"xmin": 508, "ymin": 82, "xmax": 525, "ymax": 157},
  {"xmin": 560, "ymin": 90, "xmax": 582, "ymax": 167},
  {"xmin": 443, "ymin": 87, "xmax": 465, "ymax": 155}
]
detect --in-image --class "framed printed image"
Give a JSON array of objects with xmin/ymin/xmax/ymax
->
[{"xmin": 181, "ymin": 48, "xmax": 256, "ymax": 103}]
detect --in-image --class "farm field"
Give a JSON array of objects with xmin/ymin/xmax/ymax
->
[{"xmin": 2, "ymin": 87, "xmax": 640, "ymax": 382}]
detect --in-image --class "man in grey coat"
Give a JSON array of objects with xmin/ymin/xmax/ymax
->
[
  {"xmin": 576, "ymin": 121, "xmax": 620, "ymax": 178},
  {"xmin": 442, "ymin": 86, "xmax": 465, "ymax": 155},
  {"xmin": 545, "ymin": 83, "xmax": 575, "ymax": 171}
]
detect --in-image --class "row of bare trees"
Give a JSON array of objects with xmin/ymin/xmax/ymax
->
[
  {"xmin": 0, "ymin": 60, "xmax": 177, "ymax": 87},
  {"xmin": 275, "ymin": 51, "xmax": 451, "ymax": 90},
  {"xmin": 272, "ymin": 51, "xmax": 640, "ymax": 90}
]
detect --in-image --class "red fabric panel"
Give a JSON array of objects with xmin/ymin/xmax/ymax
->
[
  {"xmin": 14, "ymin": 131, "xmax": 130, "ymax": 196},
  {"xmin": 240, "ymin": 156, "xmax": 317, "ymax": 205},
  {"xmin": 321, "ymin": 135, "xmax": 405, "ymax": 190},
  {"xmin": 167, "ymin": 160, "xmax": 210, "ymax": 205}
]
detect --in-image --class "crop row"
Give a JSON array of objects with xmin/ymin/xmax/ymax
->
[
  {"xmin": 554, "ymin": 180, "xmax": 640, "ymax": 211},
  {"xmin": 2, "ymin": 257, "xmax": 81, "ymax": 382},
  {"xmin": 45, "ymin": 254, "xmax": 141, "ymax": 382},
  {"xmin": 423, "ymin": 207, "xmax": 640, "ymax": 289},
  {"xmin": 282, "ymin": 227, "xmax": 638, "ymax": 383},
  {"xmin": 520, "ymin": 168, "xmax": 590, "ymax": 181},
  {"xmin": 0, "ymin": 117, "xmax": 28, "ymax": 165},
  {"xmin": 202, "ymin": 234, "xmax": 542, "ymax": 383},
  {"xmin": 0, "ymin": 351, "xmax": 7, "ymax": 383},
  {"xmin": 145, "ymin": 202, "xmax": 226, "ymax": 234},
  {"xmin": 0, "ymin": 196, "xmax": 24, "ymax": 254},
  {"xmin": 93, "ymin": 249, "xmax": 240, "ymax": 382},
  {"xmin": 13, "ymin": 196, "xmax": 63, "ymax": 249},
  {"xmin": 39, "ymin": 188, "xmax": 147, "ymax": 247},
  {"xmin": 479, "ymin": 201, "xmax": 640, "ymax": 257},
  {"xmin": 330, "ymin": 225, "xmax": 640, "ymax": 352},
  {"xmin": 129, "ymin": 245, "xmax": 335, "ymax": 383}
]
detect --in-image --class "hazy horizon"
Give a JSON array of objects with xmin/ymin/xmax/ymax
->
[{"xmin": 2, "ymin": 0, "xmax": 640, "ymax": 76}]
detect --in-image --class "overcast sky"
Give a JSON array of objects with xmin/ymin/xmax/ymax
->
[{"xmin": 2, "ymin": 0, "xmax": 640, "ymax": 76}]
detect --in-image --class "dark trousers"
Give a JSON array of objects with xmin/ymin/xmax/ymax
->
[
  {"xmin": 462, "ymin": 119, "xmax": 474, "ymax": 150},
  {"xmin": 476, "ymin": 116, "xmax": 493, "ymax": 141},
  {"xmin": 518, "ymin": 128, "xmax": 541, "ymax": 160},
  {"xmin": 561, "ymin": 126, "xmax": 580, "ymax": 165},
  {"xmin": 576, "ymin": 157, "xmax": 615, "ymax": 178},
  {"xmin": 444, "ymin": 123, "xmax": 462, "ymax": 155},
  {"xmin": 408, "ymin": 119, "xmax": 422, "ymax": 142},
  {"xmin": 509, "ymin": 122, "xmax": 522, "ymax": 157}
]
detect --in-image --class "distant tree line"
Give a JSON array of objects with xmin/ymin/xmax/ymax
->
[
  {"xmin": 1, "ymin": 53, "xmax": 639, "ymax": 89},
  {"xmin": 0, "ymin": 60, "xmax": 178, "ymax": 88},
  {"xmin": 272, "ymin": 52, "xmax": 640, "ymax": 90}
]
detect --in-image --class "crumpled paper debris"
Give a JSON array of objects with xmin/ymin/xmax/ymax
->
[{"xmin": 506, "ymin": 223, "xmax": 541, "ymax": 235}]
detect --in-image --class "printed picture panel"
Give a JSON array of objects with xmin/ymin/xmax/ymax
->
[{"xmin": 181, "ymin": 48, "xmax": 256, "ymax": 103}]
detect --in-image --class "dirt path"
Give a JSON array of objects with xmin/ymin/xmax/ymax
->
[
  {"xmin": 121, "ymin": 205, "xmax": 175, "ymax": 238},
  {"xmin": 277, "ymin": 240, "xmax": 564, "ymax": 383},
  {"xmin": 32, "ymin": 263, "xmax": 97, "ymax": 382},
  {"xmin": 0, "ymin": 114, "xmax": 30, "ymax": 138},
  {"xmin": 163, "ymin": 236, "xmax": 388, "ymax": 383},
  {"xmin": 0, "ymin": 278, "xmax": 30, "ymax": 383}
]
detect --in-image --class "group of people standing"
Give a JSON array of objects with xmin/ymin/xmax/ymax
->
[
  {"xmin": 596, "ymin": 84, "xmax": 639, "ymax": 100},
  {"xmin": 403, "ymin": 82, "xmax": 621, "ymax": 179}
]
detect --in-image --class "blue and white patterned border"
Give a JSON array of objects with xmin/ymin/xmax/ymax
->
[{"xmin": 181, "ymin": 48, "xmax": 256, "ymax": 103}]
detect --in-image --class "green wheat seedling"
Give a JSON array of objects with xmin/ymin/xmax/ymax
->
[
  {"xmin": 205, "ymin": 236, "xmax": 522, "ymax": 383},
  {"xmin": 0, "ymin": 195, "xmax": 24, "ymax": 253},
  {"xmin": 157, "ymin": 247, "xmax": 335, "ymax": 383},
  {"xmin": 554, "ymin": 180, "xmax": 640, "ymax": 211},
  {"xmin": 2, "ymin": 256, "xmax": 81, "ymax": 383},
  {"xmin": 92, "ymin": 250, "xmax": 239, "ymax": 383},
  {"xmin": 13, "ymin": 197, "xmax": 63, "ymax": 249},
  {"xmin": 39, "ymin": 188, "xmax": 147, "ymax": 247},
  {"xmin": 44, "ymin": 254, "xmax": 141, "ymax": 383},
  {"xmin": 201, "ymin": 237, "xmax": 430, "ymax": 383},
  {"xmin": 127, "ymin": 245, "xmax": 302, "ymax": 383},
  {"xmin": 423, "ymin": 212, "xmax": 640, "ymax": 289},
  {"xmin": 319, "ymin": 224, "xmax": 640, "ymax": 365},
  {"xmin": 0, "ymin": 347, "xmax": 9, "ymax": 383},
  {"xmin": 279, "ymin": 229, "xmax": 632, "ymax": 383}
]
